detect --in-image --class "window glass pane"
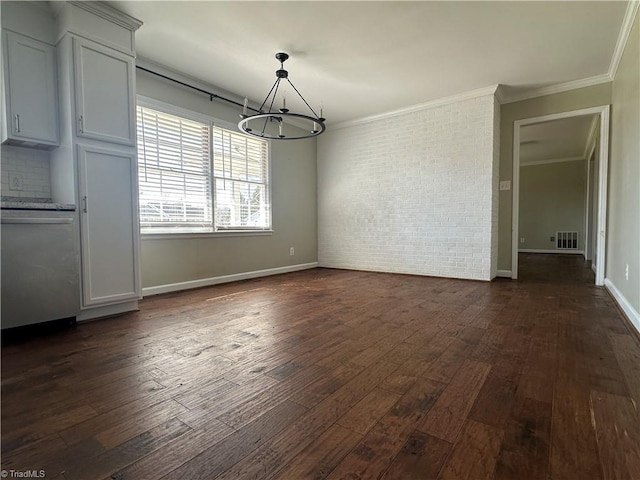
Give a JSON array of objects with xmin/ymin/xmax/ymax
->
[
  {"xmin": 212, "ymin": 126, "xmax": 269, "ymax": 229},
  {"xmin": 214, "ymin": 179, "xmax": 269, "ymax": 229},
  {"xmin": 137, "ymin": 106, "xmax": 212, "ymax": 230}
]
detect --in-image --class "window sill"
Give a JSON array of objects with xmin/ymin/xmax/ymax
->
[{"xmin": 141, "ymin": 229, "xmax": 274, "ymax": 240}]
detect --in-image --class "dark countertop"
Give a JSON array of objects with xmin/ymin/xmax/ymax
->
[{"xmin": 1, "ymin": 200, "xmax": 76, "ymax": 211}]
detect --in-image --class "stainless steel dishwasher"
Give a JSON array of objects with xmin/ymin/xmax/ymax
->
[{"xmin": 1, "ymin": 209, "xmax": 80, "ymax": 329}]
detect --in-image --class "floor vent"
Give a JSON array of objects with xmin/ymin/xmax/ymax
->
[{"xmin": 556, "ymin": 231, "xmax": 579, "ymax": 249}]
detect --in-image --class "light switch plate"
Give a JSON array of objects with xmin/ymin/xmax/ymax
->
[{"xmin": 499, "ymin": 180, "xmax": 511, "ymax": 191}]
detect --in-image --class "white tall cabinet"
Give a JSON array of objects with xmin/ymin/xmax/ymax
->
[{"xmin": 50, "ymin": 2, "xmax": 142, "ymax": 321}]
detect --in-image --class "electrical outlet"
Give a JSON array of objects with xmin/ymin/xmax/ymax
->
[
  {"xmin": 550, "ymin": 236, "xmax": 555, "ymax": 242},
  {"xmin": 9, "ymin": 174, "xmax": 23, "ymax": 191},
  {"xmin": 289, "ymin": 247, "xmax": 295, "ymax": 256},
  {"xmin": 520, "ymin": 237, "xmax": 525, "ymax": 244},
  {"xmin": 625, "ymin": 264, "xmax": 629, "ymax": 280}
]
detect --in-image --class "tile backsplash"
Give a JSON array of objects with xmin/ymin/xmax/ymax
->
[{"xmin": 1, "ymin": 145, "xmax": 52, "ymax": 200}]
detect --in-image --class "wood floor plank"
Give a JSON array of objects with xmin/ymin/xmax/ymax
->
[
  {"xmin": 289, "ymin": 362, "xmax": 365, "ymax": 409},
  {"xmin": 437, "ymin": 419, "xmax": 503, "ymax": 480},
  {"xmin": 399, "ymin": 376, "xmax": 447, "ymax": 413},
  {"xmin": 591, "ymin": 390, "xmax": 640, "ymax": 480},
  {"xmin": 64, "ymin": 417, "xmax": 191, "ymax": 480},
  {"xmin": 2, "ymin": 405, "xmax": 98, "ymax": 453},
  {"xmin": 493, "ymin": 396, "xmax": 551, "ymax": 480},
  {"xmin": 549, "ymin": 381, "xmax": 603, "ymax": 480},
  {"xmin": 272, "ymin": 424, "xmax": 361, "ymax": 480},
  {"xmin": 94, "ymin": 399, "xmax": 189, "ymax": 449},
  {"xmin": 326, "ymin": 402, "xmax": 425, "ymax": 480},
  {"xmin": 418, "ymin": 360, "xmax": 491, "ymax": 442},
  {"xmin": 336, "ymin": 388, "xmax": 401, "ymax": 435},
  {"xmin": 105, "ymin": 417, "xmax": 233, "ymax": 480},
  {"xmin": 161, "ymin": 400, "xmax": 307, "ymax": 480},
  {"xmin": 609, "ymin": 333, "xmax": 640, "ymax": 403},
  {"xmin": 381, "ymin": 431, "xmax": 452, "ymax": 480},
  {"xmin": 215, "ymin": 364, "xmax": 326, "ymax": 429}
]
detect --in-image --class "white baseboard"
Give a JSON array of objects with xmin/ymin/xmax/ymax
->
[
  {"xmin": 77, "ymin": 300, "xmax": 139, "ymax": 322},
  {"xmin": 496, "ymin": 270, "xmax": 512, "ymax": 278},
  {"xmin": 518, "ymin": 249, "xmax": 584, "ymax": 255},
  {"xmin": 604, "ymin": 278, "xmax": 640, "ymax": 335},
  {"xmin": 142, "ymin": 262, "xmax": 319, "ymax": 297}
]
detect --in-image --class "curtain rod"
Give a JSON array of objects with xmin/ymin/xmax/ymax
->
[{"xmin": 136, "ymin": 65, "xmax": 261, "ymax": 114}]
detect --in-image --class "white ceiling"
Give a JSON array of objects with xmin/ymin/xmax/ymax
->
[
  {"xmin": 520, "ymin": 114, "xmax": 597, "ymax": 165},
  {"xmin": 107, "ymin": 1, "xmax": 629, "ymax": 125}
]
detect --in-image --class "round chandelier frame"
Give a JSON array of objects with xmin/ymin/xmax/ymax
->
[{"xmin": 238, "ymin": 53, "xmax": 325, "ymax": 140}]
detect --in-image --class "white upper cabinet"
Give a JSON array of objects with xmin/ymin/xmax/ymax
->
[
  {"xmin": 73, "ymin": 37, "xmax": 136, "ymax": 146},
  {"xmin": 2, "ymin": 31, "xmax": 59, "ymax": 147}
]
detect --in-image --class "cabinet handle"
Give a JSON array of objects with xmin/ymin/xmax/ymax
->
[
  {"xmin": 14, "ymin": 114, "xmax": 20, "ymax": 133},
  {"xmin": 82, "ymin": 196, "xmax": 87, "ymax": 213},
  {"xmin": 79, "ymin": 115, "xmax": 84, "ymax": 133}
]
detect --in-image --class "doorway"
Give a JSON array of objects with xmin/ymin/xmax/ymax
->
[{"xmin": 511, "ymin": 105, "xmax": 610, "ymax": 285}]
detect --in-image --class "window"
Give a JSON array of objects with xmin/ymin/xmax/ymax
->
[{"xmin": 136, "ymin": 102, "xmax": 270, "ymax": 234}]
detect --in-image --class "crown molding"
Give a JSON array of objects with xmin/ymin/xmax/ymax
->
[
  {"xmin": 332, "ymin": 85, "xmax": 500, "ymax": 130},
  {"xmin": 500, "ymin": 74, "xmax": 612, "ymax": 104},
  {"xmin": 609, "ymin": 0, "xmax": 640, "ymax": 80},
  {"xmin": 67, "ymin": 1, "xmax": 143, "ymax": 31},
  {"xmin": 494, "ymin": 85, "xmax": 506, "ymax": 105},
  {"xmin": 521, "ymin": 155, "xmax": 585, "ymax": 167}
]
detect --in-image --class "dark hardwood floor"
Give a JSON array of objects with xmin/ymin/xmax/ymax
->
[{"xmin": 2, "ymin": 254, "xmax": 639, "ymax": 479}]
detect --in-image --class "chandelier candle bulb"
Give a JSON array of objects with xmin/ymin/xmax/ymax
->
[
  {"xmin": 243, "ymin": 97, "xmax": 248, "ymax": 116},
  {"xmin": 279, "ymin": 120, "xmax": 283, "ymax": 138},
  {"xmin": 313, "ymin": 122, "xmax": 319, "ymax": 133}
]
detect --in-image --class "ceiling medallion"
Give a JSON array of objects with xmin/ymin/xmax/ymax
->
[{"xmin": 238, "ymin": 52, "xmax": 325, "ymax": 140}]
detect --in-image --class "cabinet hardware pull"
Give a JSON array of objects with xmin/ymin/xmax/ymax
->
[
  {"xmin": 14, "ymin": 114, "xmax": 20, "ymax": 133},
  {"xmin": 82, "ymin": 196, "xmax": 87, "ymax": 213},
  {"xmin": 79, "ymin": 115, "xmax": 84, "ymax": 133}
]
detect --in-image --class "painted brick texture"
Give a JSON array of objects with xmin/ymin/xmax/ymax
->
[{"xmin": 318, "ymin": 94, "xmax": 499, "ymax": 281}]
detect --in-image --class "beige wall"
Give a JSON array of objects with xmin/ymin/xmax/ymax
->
[
  {"xmin": 498, "ymin": 83, "xmax": 612, "ymax": 270},
  {"xmin": 136, "ymin": 69, "xmax": 318, "ymax": 289},
  {"xmin": 519, "ymin": 160, "xmax": 586, "ymax": 251},
  {"xmin": 608, "ymin": 13, "xmax": 639, "ymax": 315}
]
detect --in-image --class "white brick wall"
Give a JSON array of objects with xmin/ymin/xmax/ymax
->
[
  {"xmin": 318, "ymin": 94, "xmax": 499, "ymax": 281},
  {"xmin": 1, "ymin": 145, "xmax": 52, "ymax": 200}
]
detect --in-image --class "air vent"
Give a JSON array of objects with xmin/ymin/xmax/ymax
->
[{"xmin": 556, "ymin": 231, "xmax": 579, "ymax": 250}]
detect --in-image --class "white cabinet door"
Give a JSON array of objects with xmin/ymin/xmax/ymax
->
[
  {"xmin": 77, "ymin": 145, "xmax": 140, "ymax": 307},
  {"xmin": 2, "ymin": 31, "xmax": 59, "ymax": 146},
  {"xmin": 74, "ymin": 37, "xmax": 135, "ymax": 146}
]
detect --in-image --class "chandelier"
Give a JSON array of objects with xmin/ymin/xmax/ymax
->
[{"xmin": 238, "ymin": 53, "xmax": 325, "ymax": 140}]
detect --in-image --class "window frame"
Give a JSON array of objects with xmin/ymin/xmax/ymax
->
[{"xmin": 136, "ymin": 96, "xmax": 272, "ymax": 238}]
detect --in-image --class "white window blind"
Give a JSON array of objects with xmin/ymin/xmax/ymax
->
[{"xmin": 136, "ymin": 103, "xmax": 270, "ymax": 234}]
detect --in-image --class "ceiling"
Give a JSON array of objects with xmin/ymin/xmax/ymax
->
[
  {"xmin": 520, "ymin": 114, "xmax": 597, "ymax": 165},
  {"xmin": 107, "ymin": 1, "xmax": 629, "ymax": 125}
]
